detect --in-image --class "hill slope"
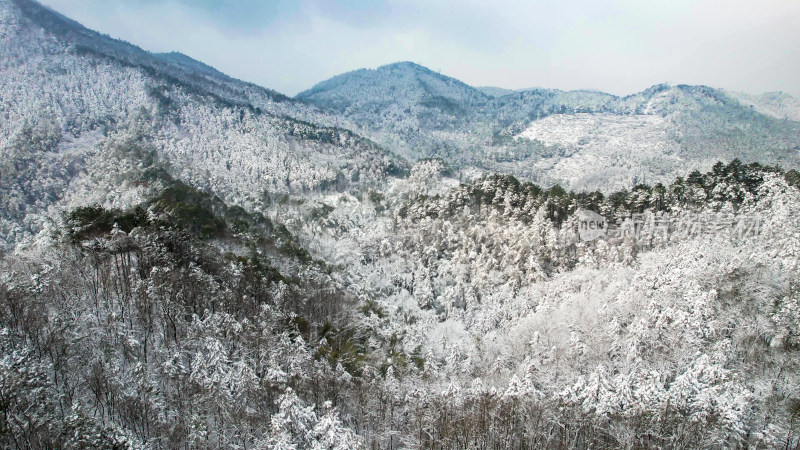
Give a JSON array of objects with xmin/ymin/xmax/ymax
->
[
  {"xmin": 0, "ymin": 0, "xmax": 405, "ymax": 249},
  {"xmin": 2, "ymin": 2, "xmax": 800, "ymax": 448}
]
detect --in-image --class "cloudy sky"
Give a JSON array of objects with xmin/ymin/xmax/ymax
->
[{"xmin": 42, "ymin": 0, "xmax": 800, "ymax": 97}]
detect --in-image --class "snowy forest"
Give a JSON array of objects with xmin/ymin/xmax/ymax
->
[{"xmin": 2, "ymin": 0, "xmax": 800, "ymax": 448}]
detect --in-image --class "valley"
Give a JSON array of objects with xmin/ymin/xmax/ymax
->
[{"xmin": 1, "ymin": 0, "xmax": 799, "ymax": 448}]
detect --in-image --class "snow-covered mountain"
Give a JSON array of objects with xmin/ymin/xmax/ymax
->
[
  {"xmin": 0, "ymin": 0, "xmax": 404, "ymax": 249},
  {"xmin": 297, "ymin": 61, "xmax": 492, "ymax": 160},
  {"xmin": 2, "ymin": 1, "xmax": 800, "ymax": 448},
  {"xmin": 299, "ymin": 67, "xmax": 800, "ymax": 191},
  {"xmin": 297, "ymin": 61, "xmax": 490, "ymax": 112}
]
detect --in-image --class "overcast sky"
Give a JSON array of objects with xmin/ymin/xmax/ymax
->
[{"xmin": 42, "ymin": 0, "xmax": 800, "ymax": 97}]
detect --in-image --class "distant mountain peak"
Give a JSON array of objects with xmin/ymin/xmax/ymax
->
[
  {"xmin": 377, "ymin": 61, "xmax": 428, "ymax": 71},
  {"xmin": 295, "ymin": 60, "xmax": 489, "ymax": 112},
  {"xmin": 373, "ymin": 61, "xmax": 454, "ymax": 79}
]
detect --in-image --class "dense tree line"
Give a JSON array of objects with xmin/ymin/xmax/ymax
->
[{"xmin": 401, "ymin": 159, "xmax": 799, "ymax": 226}]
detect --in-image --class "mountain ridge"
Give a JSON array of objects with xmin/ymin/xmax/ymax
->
[
  {"xmin": 2, "ymin": 2, "xmax": 800, "ymax": 448},
  {"xmin": 7, "ymin": 0, "xmax": 292, "ymax": 105},
  {"xmin": 0, "ymin": 0, "xmax": 406, "ymax": 249},
  {"xmin": 296, "ymin": 61, "xmax": 800, "ymax": 190}
]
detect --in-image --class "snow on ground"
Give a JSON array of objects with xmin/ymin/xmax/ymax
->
[
  {"xmin": 517, "ymin": 113, "xmax": 685, "ymax": 190},
  {"xmin": 517, "ymin": 113, "xmax": 671, "ymax": 151}
]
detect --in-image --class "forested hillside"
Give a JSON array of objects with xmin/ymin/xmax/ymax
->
[
  {"xmin": 3, "ymin": 161, "xmax": 800, "ymax": 448},
  {"xmin": 0, "ymin": 0, "xmax": 404, "ymax": 251},
  {"xmin": 2, "ymin": 0, "xmax": 800, "ymax": 448}
]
